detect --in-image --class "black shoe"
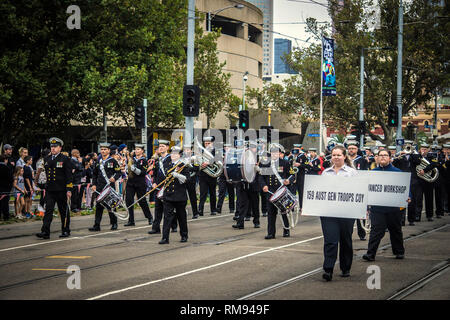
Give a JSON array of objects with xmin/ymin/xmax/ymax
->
[
  {"xmin": 265, "ymin": 234, "xmax": 275, "ymax": 240},
  {"xmin": 409, "ymin": 222, "xmax": 415, "ymax": 226},
  {"xmin": 148, "ymin": 229, "xmax": 160, "ymax": 234},
  {"xmin": 233, "ymin": 216, "xmax": 239, "ymax": 221},
  {"xmin": 89, "ymin": 226, "xmax": 100, "ymax": 232},
  {"xmin": 262, "ymin": 213, "xmax": 267, "ymax": 217},
  {"xmin": 111, "ymin": 224, "xmax": 118, "ymax": 230},
  {"xmin": 283, "ymin": 230, "xmax": 290, "ymax": 238},
  {"xmin": 192, "ymin": 214, "xmax": 199, "ymax": 219},
  {"xmin": 59, "ymin": 231, "xmax": 70, "ymax": 238},
  {"xmin": 210, "ymin": 212, "xmax": 217, "ymax": 216},
  {"xmin": 148, "ymin": 219, "xmax": 153, "ymax": 225},
  {"xmin": 395, "ymin": 254, "xmax": 405, "ymax": 259},
  {"xmin": 427, "ymin": 217, "xmax": 433, "ymax": 222},
  {"xmin": 124, "ymin": 222, "xmax": 135, "ymax": 227},
  {"xmin": 340, "ymin": 270, "xmax": 350, "ymax": 278},
  {"xmin": 359, "ymin": 237, "xmax": 366, "ymax": 241},
  {"xmin": 362, "ymin": 254, "xmax": 375, "ymax": 261},
  {"xmin": 159, "ymin": 239, "xmax": 169, "ymax": 244},
  {"xmin": 216, "ymin": 210, "xmax": 221, "ymax": 215},
  {"xmin": 322, "ymin": 272, "xmax": 333, "ymax": 282},
  {"xmin": 171, "ymin": 228, "xmax": 177, "ymax": 233},
  {"xmin": 254, "ymin": 223, "xmax": 260, "ymax": 228},
  {"xmin": 199, "ymin": 212, "xmax": 204, "ymax": 216},
  {"xmin": 245, "ymin": 217, "xmax": 251, "ymax": 221},
  {"xmin": 229, "ymin": 209, "xmax": 235, "ymax": 214},
  {"xmin": 180, "ymin": 237, "xmax": 188, "ymax": 243},
  {"xmin": 232, "ymin": 224, "xmax": 244, "ymax": 229},
  {"xmin": 36, "ymin": 232, "xmax": 50, "ymax": 239}
]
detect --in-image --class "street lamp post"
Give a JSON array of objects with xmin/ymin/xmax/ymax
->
[{"xmin": 208, "ymin": 4, "xmax": 244, "ymax": 32}]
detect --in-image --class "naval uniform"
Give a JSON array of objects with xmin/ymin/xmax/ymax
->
[
  {"xmin": 41, "ymin": 153, "xmax": 73, "ymax": 236},
  {"xmin": 234, "ymin": 159, "xmax": 261, "ymax": 228},
  {"xmin": 293, "ymin": 152, "xmax": 309, "ymax": 209},
  {"xmin": 217, "ymin": 171, "xmax": 236, "ymax": 214},
  {"xmin": 198, "ymin": 147, "xmax": 218, "ymax": 215},
  {"xmin": 433, "ymin": 152, "xmax": 445, "ymax": 218},
  {"xmin": 259, "ymin": 158, "xmax": 296, "ymax": 238},
  {"xmin": 92, "ymin": 156, "xmax": 122, "ymax": 228},
  {"xmin": 409, "ymin": 153, "xmax": 435, "ymax": 221},
  {"xmin": 184, "ymin": 158, "xmax": 200, "ymax": 218},
  {"xmin": 149, "ymin": 154, "xmax": 177, "ymax": 233},
  {"xmin": 159, "ymin": 161, "xmax": 189, "ymax": 242},
  {"xmin": 125, "ymin": 156, "xmax": 153, "ymax": 225}
]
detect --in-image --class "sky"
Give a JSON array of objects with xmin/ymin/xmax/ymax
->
[{"xmin": 273, "ymin": 0, "xmax": 331, "ymax": 48}]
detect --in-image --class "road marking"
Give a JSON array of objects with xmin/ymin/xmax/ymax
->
[
  {"xmin": 0, "ymin": 214, "xmax": 234, "ymax": 253},
  {"xmin": 46, "ymin": 256, "xmax": 91, "ymax": 259},
  {"xmin": 86, "ymin": 235, "xmax": 324, "ymax": 300},
  {"xmin": 32, "ymin": 268, "xmax": 76, "ymax": 271}
]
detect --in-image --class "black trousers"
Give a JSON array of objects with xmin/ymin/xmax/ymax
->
[
  {"xmin": 236, "ymin": 184, "xmax": 259, "ymax": 226},
  {"xmin": 295, "ymin": 175, "xmax": 305, "ymax": 209},
  {"xmin": 70, "ymin": 184, "xmax": 81, "ymax": 211},
  {"xmin": 411, "ymin": 179, "xmax": 434, "ymax": 220},
  {"xmin": 186, "ymin": 180, "xmax": 199, "ymax": 216},
  {"xmin": 94, "ymin": 201, "xmax": 117, "ymax": 227},
  {"xmin": 199, "ymin": 176, "xmax": 217, "ymax": 214},
  {"xmin": 267, "ymin": 202, "xmax": 289, "ymax": 237},
  {"xmin": 355, "ymin": 219, "xmax": 366, "ymax": 239},
  {"xmin": 367, "ymin": 209, "xmax": 405, "ymax": 257},
  {"xmin": 445, "ymin": 183, "xmax": 450, "ymax": 213},
  {"xmin": 320, "ymin": 217, "xmax": 355, "ymax": 273},
  {"xmin": 217, "ymin": 176, "xmax": 235, "ymax": 213},
  {"xmin": 151, "ymin": 196, "xmax": 177, "ymax": 232},
  {"xmin": 259, "ymin": 191, "xmax": 268, "ymax": 215},
  {"xmin": 407, "ymin": 181, "xmax": 416, "ymax": 223},
  {"xmin": 162, "ymin": 200, "xmax": 188, "ymax": 241},
  {"xmin": 125, "ymin": 182, "xmax": 153, "ymax": 224},
  {"xmin": 42, "ymin": 190, "xmax": 70, "ymax": 235},
  {"xmin": 434, "ymin": 179, "xmax": 445, "ymax": 216},
  {"xmin": 0, "ymin": 193, "xmax": 10, "ymax": 220},
  {"xmin": 38, "ymin": 183, "xmax": 46, "ymax": 208}
]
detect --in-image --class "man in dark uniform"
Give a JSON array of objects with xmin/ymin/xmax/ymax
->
[
  {"xmin": 124, "ymin": 144, "xmax": 153, "ymax": 226},
  {"xmin": 198, "ymin": 136, "xmax": 219, "ymax": 216},
  {"xmin": 70, "ymin": 149, "xmax": 84, "ymax": 213},
  {"xmin": 148, "ymin": 140, "xmax": 177, "ymax": 234},
  {"xmin": 306, "ymin": 148, "xmax": 322, "ymax": 175},
  {"xmin": 257, "ymin": 139, "xmax": 269, "ymax": 217},
  {"xmin": 36, "ymin": 138, "xmax": 73, "ymax": 239},
  {"xmin": 89, "ymin": 142, "xmax": 122, "ymax": 231},
  {"xmin": 409, "ymin": 143, "xmax": 435, "ymax": 222},
  {"xmin": 392, "ymin": 140, "xmax": 416, "ymax": 226},
  {"xmin": 217, "ymin": 143, "xmax": 236, "ymax": 215},
  {"xmin": 232, "ymin": 141, "xmax": 261, "ymax": 229},
  {"xmin": 291, "ymin": 144, "xmax": 309, "ymax": 210},
  {"xmin": 347, "ymin": 141, "xmax": 370, "ymax": 239},
  {"xmin": 259, "ymin": 144, "xmax": 296, "ymax": 239},
  {"xmin": 431, "ymin": 145, "xmax": 445, "ymax": 219},
  {"xmin": 182, "ymin": 144, "xmax": 200, "ymax": 219},
  {"xmin": 0, "ymin": 155, "xmax": 13, "ymax": 220},
  {"xmin": 158, "ymin": 146, "xmax": 190, "ymax": 244}
]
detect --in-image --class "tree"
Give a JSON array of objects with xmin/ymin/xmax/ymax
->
[{"xmin": 266, "ymin": 0, "xmax": 449, "ymax": 146}]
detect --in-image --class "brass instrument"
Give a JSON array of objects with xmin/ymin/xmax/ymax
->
[
  {"xmin": 193, "ymin": 136, "xmax": 223, "ymax": 178},
  {"xmin": 416, "ymin": 154, "xmax": 439, "ymax": 183}
]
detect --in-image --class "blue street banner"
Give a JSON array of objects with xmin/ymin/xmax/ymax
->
[{"xmin": 322, "ymin": 37, "xmax": 336, "ymax": 96}]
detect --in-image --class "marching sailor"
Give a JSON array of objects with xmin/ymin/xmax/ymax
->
[
  {"xmin": 89, "ymin": 142, "xmax": 122, "ymax": 231},
  {"xmin": 291, "ymin": 144, "xmax": 308, "ymax": 209},
  {"xmin": 259, "ymin": 144, "xmax": 296, "ymax": 239},
  {"xmin": 217, "ymin": 143, "xmax": 236, "ymax": 215},
  {"xmin": 124, "ymin": 144, "xmax": 153, "ymax": 226},
  {"xmin": 182, "ymin": 144, "xmax": 200, "ymax": 219},
  {"xmin": 36, "ymin": 137, "xmax": 73, "ymax": 239},
  {"xmin": 158, "ymin": 146, "xmax": 190, "ymax": 244},
  {"xmin": 148, "ymin": 140, "xmax": 177, "ymax": 234},
  {"xmin": 198, "ymin": 136, "xmax": 219, "ymax": 216}
]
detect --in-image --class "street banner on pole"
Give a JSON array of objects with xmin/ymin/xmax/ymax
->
[
  {"xmin": 322, "ymin": 37, "xmax": 336, "ymax": 96},
  {"xmin": 302, "ymin": 175, "xmax": 368, "ymax": 219}
]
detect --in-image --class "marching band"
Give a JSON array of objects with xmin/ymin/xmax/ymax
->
[{"xmin": 23, "ymin": 135, "xmax": 450, "ymax": 282}]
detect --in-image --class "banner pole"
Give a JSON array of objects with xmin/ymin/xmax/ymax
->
[{"xmin": 319, "ymin": 34, "xmax": 324, "ymax": 153}]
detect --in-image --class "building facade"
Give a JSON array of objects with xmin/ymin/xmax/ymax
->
[{"xmin": 274, "ymin": 38, "xmax": 296, "ymax": 74}]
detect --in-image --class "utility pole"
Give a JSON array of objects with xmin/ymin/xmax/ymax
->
[
  {"xmin": 359, "ymin": 48, "xmax": 365, "ymax": 148},
  {"xmin": 185, "ymin": 0, "xmax": 195, "ymax": 147},
  {"xmin": 142, "ymin": 98, "xmax": 147, "ymax": 145},
  {"xmin": 396, "ymin": 0, "xmax": 404, "ymax": 152}
]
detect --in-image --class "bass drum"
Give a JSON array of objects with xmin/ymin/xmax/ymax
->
[{"xmin": 224, "ymin": 148, "xmax": 257, "ymax": 183}]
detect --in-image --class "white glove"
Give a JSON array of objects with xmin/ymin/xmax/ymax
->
[
  {"xmin": 131, "ymin": 165, "xmax": 141, "ymax": 175},
  {"xmin": 172, "ymin": 172, "xmax": 187, "ymax": 184}
]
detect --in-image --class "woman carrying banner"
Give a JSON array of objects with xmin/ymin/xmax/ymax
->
[
  {"xmin": 320, "ymin": 145, "xmax": 357, "ymax": 281},
  {"xmin": 362, "ymin": 149, "xmax": 408, "ymax": 262}
]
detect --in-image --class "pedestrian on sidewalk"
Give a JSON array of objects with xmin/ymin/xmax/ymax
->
[
  {"xmin": 12, "ymin": 166, "xmax": 26, "ymax": 219},
  {"xmin": 23, "ymin": 156, "xmax": 34, "ymax": 218},
  {"xmin": 0, "ymin": 155, "xmax": 13, "ymax": 220}
]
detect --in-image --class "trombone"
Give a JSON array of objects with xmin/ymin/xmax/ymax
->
[{"xmin": 126, "ymin": 161, "xmax": 188, "ymax": 209}]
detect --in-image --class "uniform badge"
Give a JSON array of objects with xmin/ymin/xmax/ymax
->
[
  {"xmin": 56, "ymin": 162, "xmax": 63, "ymax": 168},
  {"xmin": 107, "ymin": 163, "xmax": 113, "ymax": 168}
]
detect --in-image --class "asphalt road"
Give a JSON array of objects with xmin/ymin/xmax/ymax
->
[{"xmin": 0, "ymin": 206, "xmax": 449, "ymax": 302}]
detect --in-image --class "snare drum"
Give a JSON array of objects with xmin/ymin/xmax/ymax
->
[
  {"xmin": 269, "ymin": 186, "xmax": 298, "ymax": 213},
  {"xmin": 96, "ymin": 186, "xmax": 122, "ymax": 210},
  {"xmin": 224, "ymin": 148, "xmax": 257, "ymax": 183}
]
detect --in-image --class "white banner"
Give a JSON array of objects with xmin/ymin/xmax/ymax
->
[
  {"xmin": 302, "ymin": 175, "xmax": 368, "ymax": 219},
  {"xmin": 357, "ymin": 171, "xmax": 411, "ymax": 207}
]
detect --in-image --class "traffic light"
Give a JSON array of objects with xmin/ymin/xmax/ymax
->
[
  {"xmin": 135, "ymin": 105, "xmax": 145, "ymax": 129},
  {"xmin": 183, "ymin": 85, "xmax": 200, "ymax": 117},
  {"xmin": 388, "ymin": 105, "xmax": 398, "ymax": 127},
  {"xmin": 239, "ymin": 110, "xmax": 249, "ymax": 130}
]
